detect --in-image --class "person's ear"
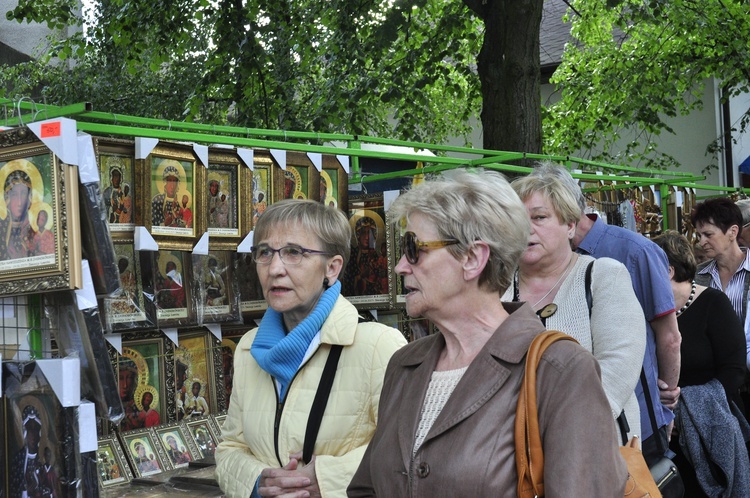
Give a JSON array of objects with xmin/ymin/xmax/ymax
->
[
  {"xmin": 668, "ymin": 265, "xmax": 675, "ymax": 279},
  {"xmin": 463, "ymin": 241, "xmax": 490, "ymax": 280},
  {"xmin": 729, "ymin": 224, "xmax": 739, "ymax": 241},
  {"xmin": 324, "ymin": 255, "xmax": 344, "ymax": 285}
]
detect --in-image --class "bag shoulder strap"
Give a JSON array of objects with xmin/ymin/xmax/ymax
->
[
  {"xmin": 303, "ymin": 344, "xmax": 343, "ymax": 464},
  {"xmin": 515, "ymin": 331, "xmax": 579, "ymax": 498},
  {"xmin": 584, "ymin": 259, "xmax": 594, "ymax": 317}
]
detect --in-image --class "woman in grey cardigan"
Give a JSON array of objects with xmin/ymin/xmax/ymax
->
[{"xmin": 504, "ymin": 173, "xmax": 646, "ymax": 440}]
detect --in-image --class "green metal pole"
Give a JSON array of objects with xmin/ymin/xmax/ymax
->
[{"xmin": 660, "ymin": 183, "xmax": 670, "ymax": 233}]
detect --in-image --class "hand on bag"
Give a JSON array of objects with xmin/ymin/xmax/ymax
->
[{"xmin": 658, "ymin": 379, "xmax": 680, "ymax": 410}]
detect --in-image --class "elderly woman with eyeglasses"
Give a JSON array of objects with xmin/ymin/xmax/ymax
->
[
  {"xmin": 215, "ymin": 200, "xmax": 406, "ymax": 498},
  {"xmin": 349, "ymin": 170, "xmax": 628, "ymax": 497},
  {"xmin": 500, "ymin": 172, "xmax": 646, "ymax": 442}
]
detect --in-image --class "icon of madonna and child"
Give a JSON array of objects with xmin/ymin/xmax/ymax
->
[{"xmin": 0, "ymin": 158, "xmax": 56, "ymax": 270}]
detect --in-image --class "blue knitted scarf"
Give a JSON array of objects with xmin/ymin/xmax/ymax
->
[{"xmin": 251, "ymin": 280, "xmax": 341, "ymax": 399}]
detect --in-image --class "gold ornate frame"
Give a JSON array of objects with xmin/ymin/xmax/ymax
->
[
  {"xmin": 93, "ymin": 136, "xmax": 136, "ymax": 239},
  {"xmin": 315, "ymin": 155, "xmax": 349, "ymax": 210},
  {"xmin": 272, "ymin": 151, "xmax": 315, "ymax": 202},
  {"xmin": 119, "ymin": 427, "xmax": 171, "ymax": 477},
  {"xmin": 109, "ymin": 331, "xmax": 175, "ymax": 430},
  {"xmin": 206, "ymin": 148, "xmax": 249, "ymax": 250},
  {"xmin": 97, "ymin": 435, "xmax": 134, "ymax": 488},
  {"xmin": 153, "ymin": 423, "xmax": 200, "ymax": 468},
  {"xmin": 173, "ymin": 330, "xmax": 222, "ymax": 422},
  {"xmin": 250, "ymin": 154, "xmax": 273, "ymax": 229},
  {"xmin": 140, "ymin": 141, "xmax": 205, "ymax": 251},
  {"xmin": 341, "ymin": 193, "xmax": 394, "ymax": 309},
  {"xmin": 183, "ymin": 417, "xmax": 219, "ymax": 459},
  {"xmin": 0, "ymin": 127, "xmax": 81, "ymax": 296}
]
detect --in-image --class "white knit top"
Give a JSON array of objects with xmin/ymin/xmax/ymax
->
[
  {"xmin": 413, "ymin": 367, "xmax": 468, "ymax": 454},
  {"xmin": 502, "ymin": 255, "xmax": 647, "ymax": 440}
]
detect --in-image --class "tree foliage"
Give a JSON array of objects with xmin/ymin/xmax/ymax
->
[
  {"xmin": 2, "ymin": 0, "xmax": 483, "ymax": 146},
  {"xmin": 545, "ymin": 0, "xmax": 750, "ymax": 171}
]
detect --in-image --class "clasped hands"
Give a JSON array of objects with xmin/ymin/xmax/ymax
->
[{"xmin": 258, "ymin": 451, "xmax": 320, "ymax": 498}]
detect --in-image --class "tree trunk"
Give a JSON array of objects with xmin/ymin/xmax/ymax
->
[{"xmin": 465, "ymin": 0, "xmax": 543, "ymax": 156}]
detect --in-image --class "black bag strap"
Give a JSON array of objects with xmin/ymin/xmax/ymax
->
[
  {"xmin": 640, "ymin": 368, "xmax": 668, "ymax": 454},
  {"xmin": 303, "ymin": 344, "xmax": 343, "ymax": 463},
  {"xmin": 587, "ymin": 260, "xmax": 634, "ymax": 446},
  {"xmin": 584, "ymin": 260, "xmax": 594, "ymax": 317}
]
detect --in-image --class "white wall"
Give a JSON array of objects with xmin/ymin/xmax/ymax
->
[{"xmin": 0, "ymin": 0, "xmax": 80, "ymax": 59}]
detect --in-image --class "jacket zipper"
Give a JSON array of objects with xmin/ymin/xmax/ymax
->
[{"xmin": 272, "ymin": 368, "xmax": 304, "ymax": 467}]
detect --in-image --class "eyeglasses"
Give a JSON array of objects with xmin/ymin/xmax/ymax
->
[
  {"xmin": 400, "ymin": 231, "xmax": 459, "ymax": 265},
  {"xmin": 251, "ymin": 244, "xmax": 331, "ymax": 265}
]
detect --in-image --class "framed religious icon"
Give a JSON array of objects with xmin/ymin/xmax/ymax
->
[
  {"xmin": 154, "ymin": 424, "xmax": 199, "ymax": 469},
  {"xmin": 314, "ymin": 155, "xmax": 348, "ymax": 210},
  {"xmin": 97, "ymin": 435, "xmax": 134, "ymax": 488},
  {"xmin": 140, "ymin": 249, "xmax": 195, "ymax": 328},
  {"xmin": 206, "ymin": 148, "xmax": 250, "ymax": 249},
  {"xmin": 273, "ymin": 151, "xmax": 314, "ymax": 201},
  {"xmin": 341, "ymin": 193, "xmax": 393, "ymax": 309},
  {"xmin": 112, "ymin": 332, "xmax": 175, "ymax": 431},
  {"xmin": 237, "ymin": 252, "xmax": 267, "ymax": 316},
  {"xmin": 94, "ymin": 136, "xmax": 136, "ymax": 237},
  {"xmin": 218, "ymin": 329, "xmax": 245, "ymax": 411},
  {"xmin": 184, "ymin": 417, "xmax": 219, "ymax": 459},
  {"xmin": 2, "ymin": 361, "xmax": 78, "ymax": 497},
  {"xmin": 120, "ymin": 427, "xmax": 171, "ymax": 478},
  {"xmin": 141, "ymin": 142, "xmax": 205, "ymax": 249},
  {"xmin": 211, "ymin": 413, "xmax": 227, "ymax": 441},
  {"xmin": 194, "ymin": 251, "xmax": 241, "ymax": 324},
  {"xmin": 250, "ymin": 154, "xmax": 273, "ymax": 227},
  {"xmin": 174, "ymin": 330, "xmax": 221, "ymax": 421},
  {"xmin": 103, "ymin": 242, "xmax": 153, "ymax": 332},
  {"xmin": 0, "ymin": 126, "xmax": 82, "ymax": 297}
]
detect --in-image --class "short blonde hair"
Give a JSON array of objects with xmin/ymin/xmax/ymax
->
[
  {"xmin": 511, "ymin": 165, "xmax": 583, "ymax": 225},
  {"xmin": 253, "ymin": 199, "xmax": 351, "ymax": 267},
  {"xmin": 389, "ymin": 169, "xmax": 528, "ymax": 294}
]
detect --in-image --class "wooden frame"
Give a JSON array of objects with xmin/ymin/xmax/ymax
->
[
  {"xmin": 207, "ymin": 148, "xmax": 250, "ymax": 249},
  {"xmin": 250, "ymin": 155, "xmax": 273, "ymax": 228},
  {"xmin": 93, "ymin": 136, "xmax": 136, "ymax": 238},
  {"xmin": 2, "ymin": 361, "xmax": 76, "ymax": 497},
  {"xmin": 184, "ymin": 417, "xmax": 220, "ymax": 459},
  {"xmin": 174, "ymin": 330, "xmax": 221, "ymax": 421},
  {"xmin": 113, "ymin": 332, "xmax": 174, "ymax": 430},
  {"xmin": 341, "ymin": 193, "xmax": 393, "ymax": 309},
  {"xmin": 120, "ymin": 427, "xmax": 171, "ymax": 477},
  {"xmin": 314, "ymin": 155, "xmax": 349, "ymax": 210},
  {"xmin": 97, "ymin": 435, "xmax": 134, "ymax": 488},
  {"xmin": 141, "ymin": 142, "xmax": 204, "ymax": 250},
  {"xmin": 273, "ymin": 151, "xmax": 314, "ymax": 201},
  {"xmin": 194, "ymin": 251, "xmax": 241, "ymax": 324},
  {"xmin": 103, "ymin": 241, "xmax": 152, "ymax": 332},
  {"xmin": 0, "ymin": 127, "xmax": 81, "ymax": 296},
  {"xmin": 153, "ymin": 423, "xmax": 199, "ymax": 468}
]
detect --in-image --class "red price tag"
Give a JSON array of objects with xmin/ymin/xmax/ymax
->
[{"xmin": 40, "ymin": 121, "xmax": 61, "ymax": 138}]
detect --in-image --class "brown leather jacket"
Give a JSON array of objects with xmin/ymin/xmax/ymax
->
[{"xmin": 348, "ymin": 302, "xmax": 627, "ymax": 497}]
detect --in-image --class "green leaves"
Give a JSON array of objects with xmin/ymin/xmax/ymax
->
[{"xmin": 545, "ymin": 0, "xmax": 750, "ymax": 171}]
